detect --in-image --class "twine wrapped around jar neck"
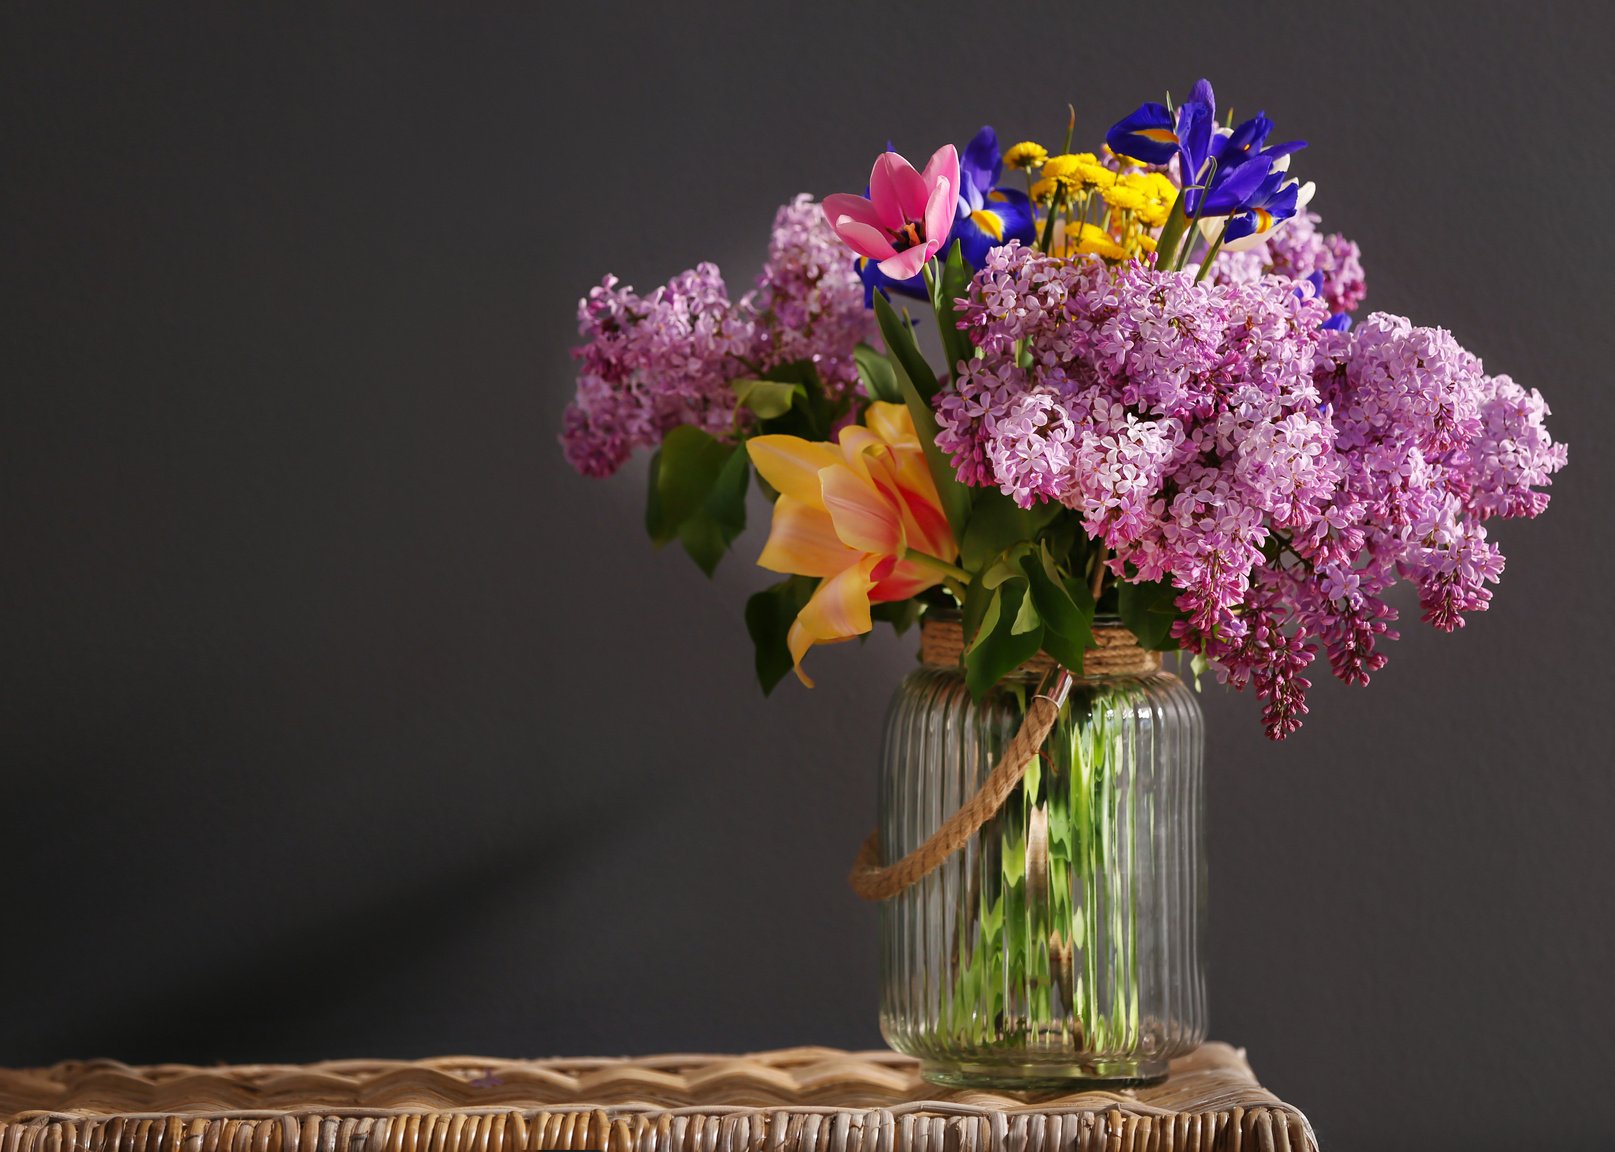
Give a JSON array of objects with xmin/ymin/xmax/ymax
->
[{"xmin": 918, "ymin": 614, "xmax": 1161, "ymax": 678}]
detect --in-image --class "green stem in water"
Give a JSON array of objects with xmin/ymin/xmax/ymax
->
[{"xmin": 904, "ymin": 548, "xmax": 971, "ymax": 585}]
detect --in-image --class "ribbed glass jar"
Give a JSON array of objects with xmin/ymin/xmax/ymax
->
[{"xmin": 878, "ymin": 614, "xmax": 1206, "ymax": 1088}]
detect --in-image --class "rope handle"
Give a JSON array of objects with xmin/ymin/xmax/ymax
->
[{"xmin": 847, "ymin": 668, "xmax": 1073, "ymax": 901}]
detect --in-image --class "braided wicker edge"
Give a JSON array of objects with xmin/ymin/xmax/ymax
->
[
  {"xmin": 0, "ymin": 1105, "xmax": 1316, "ymax": 1152},
  {"xmin": 0, "ymin": 1045, "xmax": 1317, "ymax": 1152}
]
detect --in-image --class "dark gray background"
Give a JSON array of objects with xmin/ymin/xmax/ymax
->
[{"xmin": 4, "ymin": 3, "xmax": 1612, "ymax": 1148}]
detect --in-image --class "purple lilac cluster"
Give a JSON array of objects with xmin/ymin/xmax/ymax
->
[
  {"xmin": 1212, "ymin": 210, "xmax": 1366, "ymax": 317},
  {"xmin": 939, "ymin": 242, "xmax": 1566, "ymax": 738},
  {"xmin": 562, "ymin": 264, "xmax": 754, "ymax": 478},
  {"xmin": 742, "ymin": 194, "xmax": 870, "ymax": 396},
  {"xmin": 561, "ymin": 197, "xmax": 869, "ymax": 478}
]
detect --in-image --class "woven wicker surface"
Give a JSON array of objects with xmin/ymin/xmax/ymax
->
[{"xmin": 0, "ymin": 1043, "xmax": 1316, "ymax": 1152}]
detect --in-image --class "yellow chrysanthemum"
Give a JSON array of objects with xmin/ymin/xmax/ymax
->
[
  {"xmin": 1003, "ymin": 141, "xmax": 1048, "ymax": 170},
  {"xmin": 1095, "ymin": 171, "xmax": 1178, "ymax": 227},
  {"xmin": 1119, "ymin": 171, "xmax": 1179, "ymax": 228},
  {"xmin": 1052, "ymin": 222, "xmax": 1128, "ymax": 261},
  {"xmin": 1029, "ymin": 174, "xmax": 1080, "ymax": 205},
  {"xmin": 1040, "ymin": 153, "xmax": 1090, "ymax": 182},
  {"xmin": 1099, "ymin": 182, "xmax": 1148, "ymax": 213}
]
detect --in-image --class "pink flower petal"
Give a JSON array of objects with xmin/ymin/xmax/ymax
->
[
  {"xmin": 870, "ymin": 151, "xmax": 928, "ymax": 228},
  {"xmin": 920, "ymin": 144, "xmax": 960, "ymax": 206},
  {"xmin": 830, "ymin": 218, "xmax": 897, "ymax": 262},
  {"xmin": 922, "ymin": 175, "xmax": 955, "ymax": 258},
  {"xmin": 876, "ymin": 245, "xmax": 930, "ymax": 282},
  {"xmin": 821, "ymin": 193, "xmax": 885, "ymax": 235}
]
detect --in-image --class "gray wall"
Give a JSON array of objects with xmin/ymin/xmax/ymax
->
[{"xmin": 4, "ymin": 3, "xmax": 1612, "ymax": 1148}]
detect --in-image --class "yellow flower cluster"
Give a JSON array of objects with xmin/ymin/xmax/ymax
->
[
  {"xmin": 1009, "ymin": 142, "xmax": 1179, "ymax": 264},
  {"xmin": 1002, "ymin": 141, "xmax": 1048, "ymax": 170}
]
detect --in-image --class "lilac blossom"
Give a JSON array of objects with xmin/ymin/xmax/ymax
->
[
  {"xmin": 562, "ymin": 264, "xmax": 755, "ymax": 478},
  {"xmin": 942, "ymin": 242, "xmax": 1565, "ymax": 738},
  {"xmin": 1210, "ymin": 209, "xmax": 1366, "ymax": 317},
  {"xmin": 561, "ymin": 197, "xmax": 871, "ymax": 477},
  {"xmin": 743, "ymin": 194, "xmax": 871, "ymax": 397}
]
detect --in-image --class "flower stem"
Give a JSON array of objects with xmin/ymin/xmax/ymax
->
[
  {"xmin": 1194, "ymin": 220, "xmax": 1230, "ymax": 283},
  {"xmin": 905, "ymin": 548, "xmax": 972, "ymax": 584}
]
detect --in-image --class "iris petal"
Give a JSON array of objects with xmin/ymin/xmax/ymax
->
[{"xmin": 1106, "ymin": 102, "xmax": 1180, "ymax": 164}]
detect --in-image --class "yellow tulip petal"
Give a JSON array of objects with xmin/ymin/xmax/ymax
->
[
  {"xmin": 756, "ymin": 496, "xmax": 863, "ymax": 578},
  {"xmin": 820, "ymin": 463, "xmax": 903, "ymax": 555},
  {"xmin": 747, "ymin": 435, "xmax": 842, "ymax": 505},
  {"xmin": 863, "ymin": 401, "xmax": 919, "ymax": 450},
  {"xmin": 788, "ymin": 556, "xmax": 880, "ymax": 685}
]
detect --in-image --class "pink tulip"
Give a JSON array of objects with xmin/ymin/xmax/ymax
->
[{"xmin": 821, "ymin": 145, "xmax": 960, "ymax": 281}]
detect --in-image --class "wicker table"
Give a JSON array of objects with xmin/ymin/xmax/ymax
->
[{"xmin": 0, "ymin": 1044, "xmax": 1316, "ymax": 1152}]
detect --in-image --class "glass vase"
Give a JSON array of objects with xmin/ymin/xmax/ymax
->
[{"xmin": 877, "ymin": 613, "xmax": 1206, "ymax": 1088}]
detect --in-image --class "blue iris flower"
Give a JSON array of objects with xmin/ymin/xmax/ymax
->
[
  {"xmin": 1107, "ymin": 80, "xmax": 1307, "ymax": 223},
  {"xmin": 1220, "ymin": 166, "xmax": 1303, "ymax": 243},
  {"xmin": 858, "ymin": 126, "xmax": 1036, "ymax": 305},
  {"xmin": 1107, "ymin": 78, "xmax": 1217, "ymax": 170},
  {"xmin": 1188, "ymin": 115, "xmax": 1306, "ymax": 222}
]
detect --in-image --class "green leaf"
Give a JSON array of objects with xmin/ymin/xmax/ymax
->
[
  {"xmin": 872, "ymin": 291, "xmax": 939, "ymax": 402},
  {"xmin": 645, "ymin": 448, "xmax": 672, "ymax": 546},
  {"xmin": 656, "ymin": 427, "xmax": 749, "ymax": 576},
  {"xmin": 961, "ymin": 571, "xmax": 994, "ymax": 646},
  {"xmin": 959, "ymin": 487, "xmax": 1058, "ymax": 571},
  {"xmin": 730, "ymin": 378, "xmax": 803, "ymax": 420},
  {"xmin": 1117, "ymin": 577, "xmax": 1183, "ymax": 650},
  {"xmin": 1011, "ymin": 585, "xmax": 1041, "ymax": 635},
  {"xmin": 886, "ymin": 347, "xmax": 971, "ymax": 547},
  {"xmin": 744, "ymin": 575, "xmax": 817, "ymax": 694},
  {"xmin": 929, "ymin": 241, "xmax": 973, "ymax": 382},
  {"xmin": 656, "ymin": 426, "xmax": 733, "ymax": 530},
  {"xmin": 870, "ymin": 598, "xmax": 921, "ymax": 636},
  {"xmin": 852, "ymin": 342, "xmax": 900, "ymax": 404},
  {"xmin": 1022, "ymin": 551, "xmax": 1095, "ymax": 673},
  {"xmin": 965, "ymin": 580, "xmax": 1043, "ymax": 698}
]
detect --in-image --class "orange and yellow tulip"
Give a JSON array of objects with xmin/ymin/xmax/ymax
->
[{"xmin": 747, "ymin": 402, "xmax": 959, "ymax": 686}]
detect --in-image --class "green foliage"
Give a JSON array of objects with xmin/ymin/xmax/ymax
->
[
  {"xmin": 873, "ymin": 293, "xmax": 971, "ymax": 544},
  {"xmin": 870, "ymin": 598, "xmax": 921, "ymax": 635},
  {"xmin": 1022, "ymin": 548, "xmax": 1095, "ymax": 675},
  {"xmin": 742, "ymin": 361, "xmax": 838, "ymax": 441},
  {"xmin": 928, "ymin": 241, "xmax": 974, "ymax": 381},
  {"xmin": 645, "ymin": 425, "xmax": 749, "ymax": 576},
  {"xmin": 1153, "ymin": 186, "xmax": 1191, "ymax": 271},
  {"xmin": 872, "ymin": 291, "xmax": 939, "ymax": 401},
  {"xmin": 744, "ymin": 575, "xmax": 817, "ymax": 694},
  {"xmin": 730, "ymin": 378, "xmax": 802, "ymax": 420},
  {"xmin": 964, "ymin": 580, "xmax": 1045, "ymax": 698},
  {"xmin": 959, "ymin": 488, "xmax": 1059, "ymax": 572},
  {"xmin": 852, "ymin": 342, "xmax": 900, "ymax": 404},
  {"xmin": 1117, "ymin": 576, "xmax": 1183, "ymax": 650}
]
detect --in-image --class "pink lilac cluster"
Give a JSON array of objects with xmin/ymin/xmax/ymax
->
[
  {"xmin": 742, "ymin": 194, "xmax": 870, "ymax": 396},
  {"xmin": 561, "ymin": 197, "xmax": 870, "ymax": 477},
  {"xmin": 562, "ymin": 264, "xmax": 755, "ymax": 477},
  {"xmin": 1212, "ymin": 210, "xmax": 1366, "ymax": 317},
  {"xmin": 939, "ymin": 242, "xmax": 1566, "ymax": 738}
]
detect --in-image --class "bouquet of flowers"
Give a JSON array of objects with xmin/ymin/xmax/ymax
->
[{"xmin": 562, "ymin": 78, "xmax": 1565, "ymax": 740}]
